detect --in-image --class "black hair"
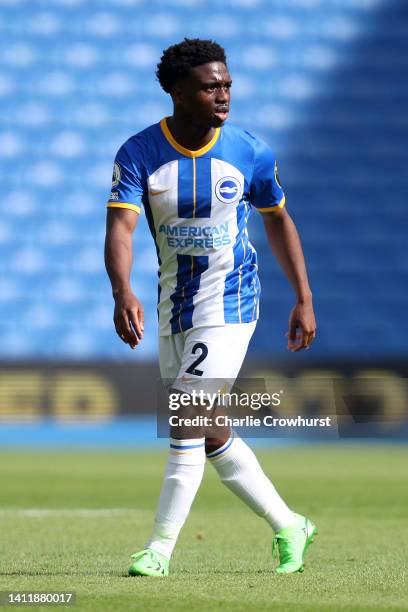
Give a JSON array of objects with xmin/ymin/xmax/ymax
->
[{"xmin": 156, "ymin": 38, "xmax": 227, "ymax": 93}]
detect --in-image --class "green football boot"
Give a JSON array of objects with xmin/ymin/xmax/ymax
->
[
  {"xmin": 272, "ymin": 514, "xmax": 317, "ymax": 574},
  {"xmin": 128, "ymin": 549, "xmax": 169, "ymax": 577}
]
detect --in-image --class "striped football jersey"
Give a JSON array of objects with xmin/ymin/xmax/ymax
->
[{"xmin": 107, "ymin": 117, "xmax": 285, "ymax": 336}]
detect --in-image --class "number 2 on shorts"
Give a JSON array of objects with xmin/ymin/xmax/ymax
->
[{"xmin": 185, "ymin": 343, "xmax": 208, "ymax": 377}]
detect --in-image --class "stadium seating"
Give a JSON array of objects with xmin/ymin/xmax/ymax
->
[{"xmin": 0, "ymin": 0, "xmax": 406, "ymax": 360}]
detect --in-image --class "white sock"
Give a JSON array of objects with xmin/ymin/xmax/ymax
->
[
  {"xmin": 145, "ymin": 438, "xmax": 205, "ymax": 559},
  {"xmin": 207, "ymin": 433, "xmax": 296, "ymax": 532}
]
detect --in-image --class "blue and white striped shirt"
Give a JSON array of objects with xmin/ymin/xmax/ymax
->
[{"xmin": 107, "ymin": 117, "xmax": 285, "ymax": 336}]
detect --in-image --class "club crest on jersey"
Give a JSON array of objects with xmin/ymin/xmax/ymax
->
[
  {"xmin": 112, "ymin": 162, "xmax": 121, "ymax": 188},
  {"xmin": 215, "ymin": 176, "xmax": 242, "ymax": 204}
]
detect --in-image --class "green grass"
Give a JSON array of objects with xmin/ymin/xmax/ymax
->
[{"xmin": 0, "ymin": 445, "xmax": 407, "ymax": 611}]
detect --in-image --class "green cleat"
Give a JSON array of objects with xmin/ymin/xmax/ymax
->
[
  {"xmin": 128, "ymin": 549, "xmax": 169, "ymax": 577},
  {"xmin": 272, "ymin": 514, "xmax": 317, "ymax": 574}
]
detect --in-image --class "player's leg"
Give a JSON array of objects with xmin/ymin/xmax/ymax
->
[
  {"xmin": 130, "ymin": 324, "xmax": 243, "ymax": 576},
  {"xmin": 207, "ymin": 431, "xmax": 317, "ymax": 572},
  {"xmin": 206, "ymin": 433, "xmax": 295, "ymax": 530},
  {"xmin": 197, "ymin": 323, "xmax": 316, "ymax": 573},
  {"xmin": 129, "ymin": 334, "xmax": 206, "ymax": 577}
]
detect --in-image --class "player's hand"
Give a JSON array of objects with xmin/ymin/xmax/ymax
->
[
  {"xmin": 287, "ymin": 300, "xmax": 316, "ymax": 352},
  {"xmin": 113, "ymin": 290, "xmax": 144, "ymax": 349}
]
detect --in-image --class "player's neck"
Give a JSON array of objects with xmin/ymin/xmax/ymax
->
[{"xmin": 167, "ymin": 114, "xmax": 216, "ymax": 151}]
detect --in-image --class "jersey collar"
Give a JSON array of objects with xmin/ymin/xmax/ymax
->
[{"xmin": 160, "ymin": 117, "xmax": 220, "ymax": 158}]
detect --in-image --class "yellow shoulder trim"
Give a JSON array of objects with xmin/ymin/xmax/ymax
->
[
  {"xmin": 107, "ymin": 202, "xmax": 141, "ymax": 214},
  {"xmin": 257, "ymin": 195, "xmax": 286, "ymax": 213},
  {"xmin": 160, "ymin": 117, "xmax": 220, "ymax": 158}
]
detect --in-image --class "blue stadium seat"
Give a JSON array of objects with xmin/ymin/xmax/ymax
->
[{"xmin": 0, "ymin": 0, "xmax": 407, "ymax": 360}]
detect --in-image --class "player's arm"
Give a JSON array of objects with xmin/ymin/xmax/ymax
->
[
  {"xmin": 261, "ymin": 207, "xmax": 316, "ymax": 352},
  {"xmin": 104, "ymin": 208, "xmax": 144, "ymax": 349}
]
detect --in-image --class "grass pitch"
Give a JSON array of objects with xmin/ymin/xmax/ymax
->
[{"xmin": 0, "ymin": 444, "xmax": 407, "ymax": 611}]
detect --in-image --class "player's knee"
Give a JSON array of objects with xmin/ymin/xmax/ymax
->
[{"xmin": 205, "ymin": 437, "xmax": 229, "ymax": 455}]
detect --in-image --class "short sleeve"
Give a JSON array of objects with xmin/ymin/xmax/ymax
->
[
  {"xmin": 107, "ymin": 144, "xmax": 143, "ymax": 214},
  {"xmin": 250, "ymin": 138, "xmax": 285, "ymax": 212}
]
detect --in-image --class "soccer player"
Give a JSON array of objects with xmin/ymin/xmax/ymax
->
[{"xmin": 105, "ymin": 39, "xmax": 317, "ymax": 577}]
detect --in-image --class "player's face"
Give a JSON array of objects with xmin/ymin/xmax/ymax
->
[{"xmin": 173, "ymin": 62, "xmax": 232, "ymax": 129}]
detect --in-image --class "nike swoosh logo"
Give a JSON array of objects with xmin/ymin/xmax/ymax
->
[
  {"xmin": 149, "ymin": 188, "xmax": 169, "ymax": 196},
  {"xmin": 146, "ymin": 562, "xmax": 163, "ymax": 572}
]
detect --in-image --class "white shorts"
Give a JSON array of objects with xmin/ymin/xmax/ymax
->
[{"xmin": 159, "ymin": 322, "xmax": 256, "ymax": 395}]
